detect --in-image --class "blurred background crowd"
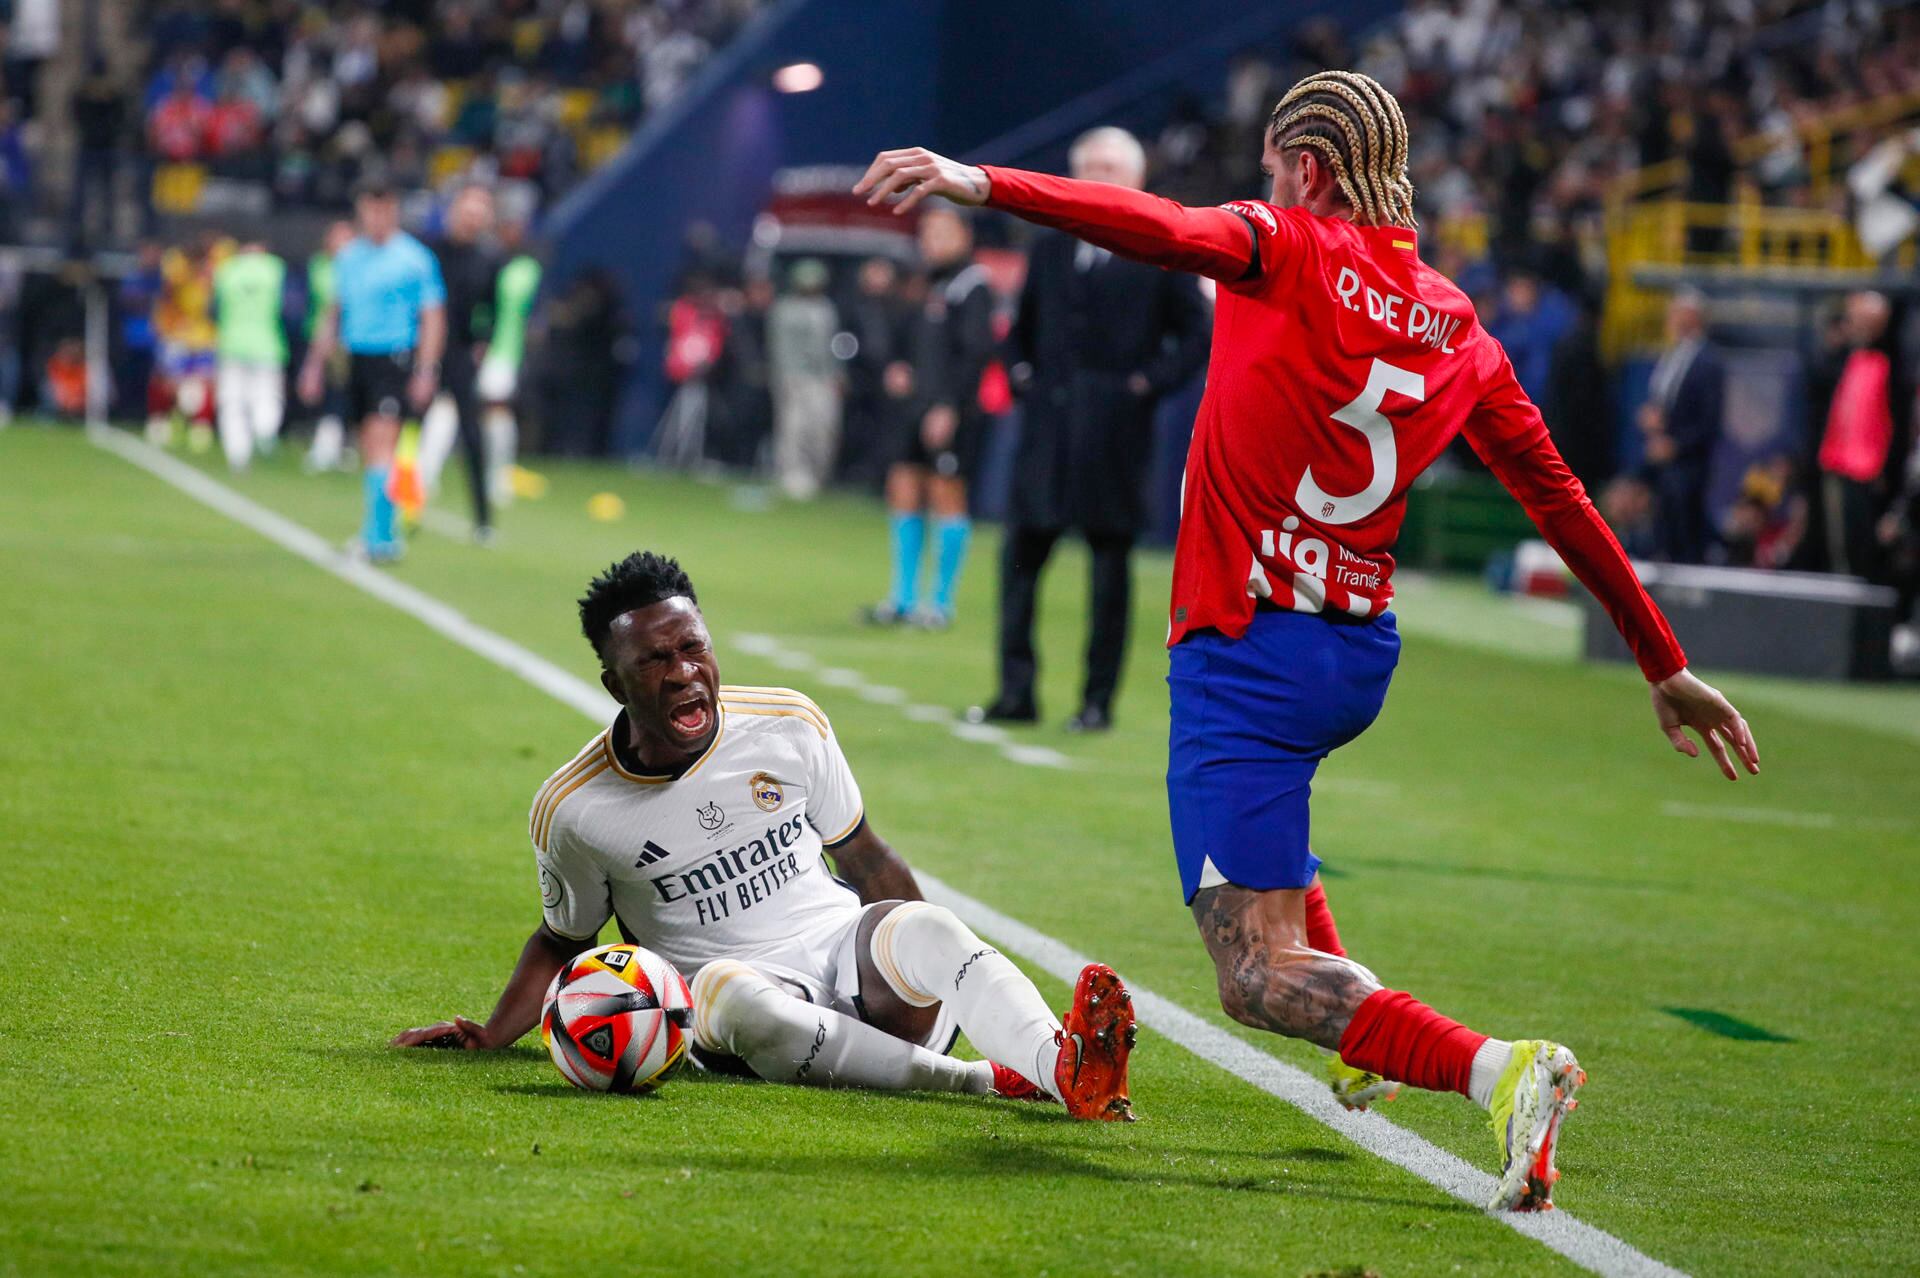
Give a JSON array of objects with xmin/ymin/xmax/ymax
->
[{"xmin": 5, "ymin": 0, "xmax": 1919, "ymax": 677}]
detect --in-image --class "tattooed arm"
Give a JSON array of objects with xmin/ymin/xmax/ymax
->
[{"xmin": 1190, "ymin": 883, "xmax": 1380, "ymax": 1050}]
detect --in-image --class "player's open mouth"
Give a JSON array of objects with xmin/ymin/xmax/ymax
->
[{"xmin": 666, "ymin": 699, "xmax": 712, "ymax": 739}]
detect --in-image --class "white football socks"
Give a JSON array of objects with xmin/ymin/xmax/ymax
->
[
  {"xmin": 690, "ymin": 959, "xmax": 991, "ymax": 1094},
  {"xmin": 869, "ymin": 902, "xmax": 1064, "ymax": 1100},
  {"xmin": 307, "ymin": 416, "xmax": 344, "ymax": 470},
  {"xmin": 216, "ymin": 399, "xmax": 253, "ymax": 471},
  {"xmin": 1469, "ymin": 1037, "xmax": 1515, "ymax": 1109},
  {"xmin": 484, "ymin": 407, "xmax": 517, "ymax": 504},
  {"xmin": 416, "ymin": 393, "xmax": 459, "ymax": 494}
]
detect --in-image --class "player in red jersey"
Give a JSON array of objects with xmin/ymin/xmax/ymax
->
[{"xmin": 856, "ymin": 70, "xmax": 1760, "ymax": 1211}]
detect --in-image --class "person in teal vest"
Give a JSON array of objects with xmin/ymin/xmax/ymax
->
[
  {"xmin": 475, "ymin": 210, "xmax": 541, "ymax": 507},
  {"xmin": 212, "ymin": 239, "xmax": 289, "ymax": 472}
]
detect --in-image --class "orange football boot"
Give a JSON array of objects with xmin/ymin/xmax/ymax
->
[{"xmin": 1054, "ymin": 963, "xmax": 1137, "ymax": 1121}]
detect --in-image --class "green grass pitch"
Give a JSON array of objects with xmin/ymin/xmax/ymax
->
[{"xmin": 2, "ymin": 423, "xmax": 1916, "ymax": 1276}]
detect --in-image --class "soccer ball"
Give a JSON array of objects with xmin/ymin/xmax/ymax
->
[{"xmin": 541, "ymin": 943, "xmax": 693, "ymax": 1093}]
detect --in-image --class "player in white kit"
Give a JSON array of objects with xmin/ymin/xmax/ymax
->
[{"xmin": 394, "ymin": 551, "xmax": 1137, "ymax": 1119}]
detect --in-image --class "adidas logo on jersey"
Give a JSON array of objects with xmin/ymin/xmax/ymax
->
[{"xmin": 634, "ymin": 839, "xmax": 673, "ymax": 869}]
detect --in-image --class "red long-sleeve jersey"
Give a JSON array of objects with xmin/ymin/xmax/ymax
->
[{"xmin": 981, "ymin": 166, "xmax": 1686, "ymax": 681}]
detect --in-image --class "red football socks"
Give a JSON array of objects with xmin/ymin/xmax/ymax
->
[
  {"xmin": 1338, "ymin": 989, "xmax": 1487, "ymax": 1097},
  {"xmin": 1304, "ymin": 880, "xmax": 1343, "ymax": 956}
]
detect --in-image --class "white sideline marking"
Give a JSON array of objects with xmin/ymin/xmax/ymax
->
[
  {"xmin": 95, "ymin": 428, "xmax": 1684, "ymax": 1278},
  {"xmin": 733, "ymin": 631, "xmax": 1073, "ymax": 770}
]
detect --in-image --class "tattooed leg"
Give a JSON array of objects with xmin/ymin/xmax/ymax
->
[{"xmin": 1190, "ymin": 882, "xmax": 1381, "ymax": 1050}]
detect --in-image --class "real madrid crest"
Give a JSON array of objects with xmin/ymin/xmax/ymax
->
[{"xmin": 748, "ymin": 771, "xmax": 784, "ymax": 813}]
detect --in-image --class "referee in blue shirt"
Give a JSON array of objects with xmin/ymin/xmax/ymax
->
[{"xmin": 299, "ymin": 177, "xmax": 447, "ymax": 562}]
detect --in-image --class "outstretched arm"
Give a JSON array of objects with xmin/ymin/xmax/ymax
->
[
  {"xmin": 1465, "ymin": 343, "xmax": 1759, "ymax": 779},
  {"xmin": 391, "ymin": 921, "xmax": 578, "ymax": 1049},
  {"xmin": 854, "ymin": 148, "xmax": 1259, "ymax": 283}
]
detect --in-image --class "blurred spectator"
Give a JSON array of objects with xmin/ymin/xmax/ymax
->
[
  {"xmin": 1599, "ymin": 474, "xmax": 1659, "ymax": 560},
  {"xmin": 1719, "ymin": 457, "xmax": 1807, "ymax": 571},
  {"xmin": 0, "ymin": 251, "xmax": 19, "ymax": 422},
  {"xmin": 539, "ymin": 268, "xmax": 628, "ymax": 458},
  {"xmin": 768, "ymin": 258, "xmax": 842, "ymax": 501},
  {"xmin": 840, "ymin": 256, "xmax": 911, "ymax": 487},
  {"xmin": 0, "ymin": 100, "xmax": 29, "ymax": 243},
  {"xmin": 1485, "ymin": 270, "xmax": 1574, "ymax": 406},
  {"xmin": 206, "ymin": 77, "xmax": 267, "ymax": 167},
  {"xmin": 1815, "ymin": 291, "xmax": 1906, "ymax": 578},
  {"xmin": 711, "ymin": 273, "xmax": 772, "ymax": 471},
  {"xmin": 1544, "ymin": 298, "xmax": 1614, "ymax": 490},
  {"xmin": 422, "ymin": 183, "xmax": 500, "ymax": 539},
  {"xmin": 477, "ymin": 211, "xmax": 542, "ymax": 506},
  {"xmin": 71, "ymin": 60, "xmax": 130, "ymax": 254},
  {"xmin": 211, "ymin": 238, "xmax": 289, "ymax": 471},
  {"xmin": 131, "ymin": 0, "xmax": 768, "ymax": 216},
  {"xmin": 148, "ymin": 233, "xmax": 227, "ymax": 448},
  {"xmin": 864, "ymin": 206, "xmax": 996, "ymax": 629},
  {"xmin": 43, "ymin": 338, "xmax": 90, "ymax": 419},
  {"xmin": 149, "ymin": 78, "xmax": 212, "ymax": 163},
  {"xmin": 653, "ymin": 270, "xmax": 728, "ymax": 467},
  {"xmin": 114, "ymin": 242, "xmax": 164, "ymax": 419},
  {"xmin": 4, "ymin": 0, "xmax": 58, "ymax": 118},
  {"xmin": 976, "ymin": 127, "xmax": 1210, "ymax": 732},
  {"xmin": 1881, "ymin": 435, "xmax": 1920, "ymax": 674},
  {"xmin": 1637, "ymin": 289, "xmax": 1723, "ymax": 563},
  {"xmin": 1150, "ymin": 0, "xmax": 1920, "ymax": 292}
]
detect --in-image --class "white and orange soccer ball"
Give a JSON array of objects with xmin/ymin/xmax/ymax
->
[{"xmin": 541, "ymin": 943, "xmax": 693, "ymax": 1093}]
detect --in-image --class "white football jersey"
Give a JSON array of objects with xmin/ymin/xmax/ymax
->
[{"xmin": 529, "ymin": 686, "xmax": 867, "ymax": 974}]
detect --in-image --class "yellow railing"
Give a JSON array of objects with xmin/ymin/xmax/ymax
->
[
  {"xmin": 1601, "ymin": 200, "xmax": 1887, "ymax": 357},
  {"xmin": 1601, "ymin": 88, "xmax": 1920, "ymax": 358},
  {"xmin": 1612, "ymin": 88, "xmax": 1920, "ymax": 206}
]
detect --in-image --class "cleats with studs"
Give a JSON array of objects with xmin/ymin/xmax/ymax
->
[
  {"xmin": 1054, "ymin": 963, "xmax": 1137, "ymax": 1121},
  {"xmin": 1488, "ymin": 1040, "xmax": 1585, "ymax": 1212},
  {"xmin": 1328, "ymin": 1055, "xmax": 1401, "ymax": 1112}
]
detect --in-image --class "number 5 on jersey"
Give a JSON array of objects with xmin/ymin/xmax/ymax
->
[{"xmin": 1296, "ymin": 358, "xmax": 1425, "ymax": 526}]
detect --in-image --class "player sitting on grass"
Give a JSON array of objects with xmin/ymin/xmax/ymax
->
[
  {"xmin": 856, "ymin": 70, "xmax": 1761, "ymax": 1210},
  {"xmin": 393, "ymin": 551, "xmax": 1137, "ymax": 1119}
]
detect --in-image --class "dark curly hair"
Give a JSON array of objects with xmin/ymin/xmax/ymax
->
[{"xmin": 578, "ymin": 551, "xmax": 698, "ymax": 659}]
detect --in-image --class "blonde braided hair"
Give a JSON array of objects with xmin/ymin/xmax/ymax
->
[{"xmin": 1268, "ymin": 70, "xmax": 1418, "ymax": 229}]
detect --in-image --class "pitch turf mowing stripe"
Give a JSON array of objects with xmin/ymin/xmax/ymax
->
[{"xmin": 93, "ymin": 425, "xmax": 1690, "ymax": 1278}]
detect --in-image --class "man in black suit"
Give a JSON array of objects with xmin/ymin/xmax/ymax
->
[
  {"xmin": 1638, "ymin": 289, "xmax": 1723, "ymax": 563},
  {"xmin": 970, "ymin": 128, "xmax": 1210, "ymax": 731}
]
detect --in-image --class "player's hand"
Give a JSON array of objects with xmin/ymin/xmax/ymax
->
[
  {"xmin": 921, "ymin": 403, "xmax": 957, "ymax": 450},
  {"xmin": 297, "ymin": 360, "xmax": 324, "ymax": 406},
  {"xmin": 1650, "ymin": 668, "xmax": 1759, "ymax": 781},
  {"xmin": 854, "ymin": 147, "xmax": 990, "ymax": 214},
  {"xmin": 391, "ymin": 1015, "xmax": 494, "ymax": 1050},
  {"xmin": 408, "ymin": 365, "xmax": 439, "ymax": 413}
]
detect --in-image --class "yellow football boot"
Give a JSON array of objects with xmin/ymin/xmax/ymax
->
[
  {"xmin": 1327, "ymin": 1054, "xmax": 1400, "ymax": 1112},
  {"xmin": 1487, "ymin": 1040, "xmax": 1585, "ymax": 1211}
]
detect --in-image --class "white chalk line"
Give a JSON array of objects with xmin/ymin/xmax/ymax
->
[
  {"xmin": 732, "ymin": 631, "xmax": 1074, "ymax": 770},
  {"xmin": 92, "ymin": 427, "xmax": 1684, "ymax": 1278}
]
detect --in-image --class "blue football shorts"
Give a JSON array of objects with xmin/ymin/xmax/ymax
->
[{"xmin": 1167, "ymin": 607, "xmax": 1400, "ymax": 902}]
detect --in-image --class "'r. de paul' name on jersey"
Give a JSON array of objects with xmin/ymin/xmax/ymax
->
[{"xmin": 528, "ymin": 686, "xmax": 866, "ymax": 974}]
